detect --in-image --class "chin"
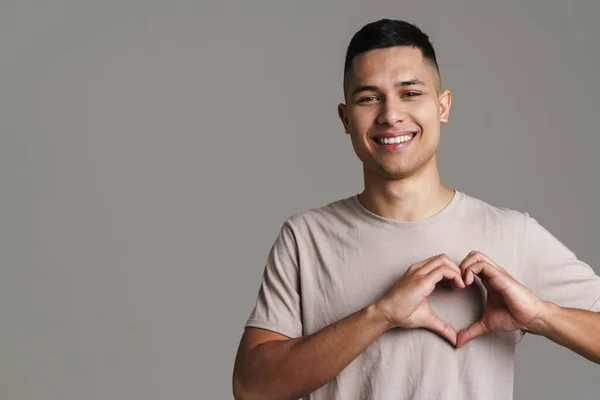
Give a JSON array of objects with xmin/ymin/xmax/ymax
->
[
  {"xmin": 371, "ymin": 164, "xmax": 419, "ymax": 180},
  {"xmin": 380, "ymin": 170, "xmax": 416, "ymax": 180}
]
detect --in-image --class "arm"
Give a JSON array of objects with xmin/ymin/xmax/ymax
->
[
  {"xmin": 528, "ymin": 302, "xmax": 600, "ymax": 364},
  {"xmin": 455, "ymin": 250, "xmax": 600, "ymax": 364},
  {"xmin": 519, "ymin": 214, "xmax": 600, "ymax": 362},
  {"xmin": 233, "ymin": 303, "xmax": 390, "ymax": 400},
  {"xmin": 233, "ymin": 254, "xmax": 465, "ymax": 400}
]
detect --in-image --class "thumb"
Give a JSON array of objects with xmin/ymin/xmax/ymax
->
[
  {"xmin": 424, "ymin": 313, "xmax": 457, "ymax": 346},
  {"xmin": 456, "ymin": 320, "xmax": 489, "ymax": 348}
]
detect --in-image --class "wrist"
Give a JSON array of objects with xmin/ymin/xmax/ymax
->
[
  {"xmin": 524, "ymin": 301, "xmax": 558, "ymax": 336},
  {"xmin": 366, "ymin": 300, "xmax": 395, "ymax": 332}
]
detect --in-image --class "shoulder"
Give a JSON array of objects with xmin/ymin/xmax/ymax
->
[
  {"xmin": 458, "ymin": 191, "xmax": 529, "ymax": 228},
  {"xmin": 279, "ymin": 195, "xmax": 359, "ymax": 238}
]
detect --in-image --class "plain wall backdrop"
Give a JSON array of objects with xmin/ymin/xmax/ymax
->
[{"xmin": 2, "ymin": 0, "xmax": 599, "ymax": 398}]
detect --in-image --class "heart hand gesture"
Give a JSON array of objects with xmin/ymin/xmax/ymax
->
[
  {"xmin": 376, "ymin": 251, "xmax": 547, "ymax": 348},
  {"xmin": 455, "ymin": 251, "xmax": 546, "ymax": 347},
  {"xmin": 376, "ymin": 254, "xmax": 466, "ymax": 346}
]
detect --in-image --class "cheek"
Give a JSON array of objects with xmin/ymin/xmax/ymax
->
[
  {"xmin": 414, "ymin": 100, "xmax": 440, "ymax": 121},
  {"xmin": 405, "ymin": 107, "xmax": 438, "ymax": 135},
  {"xmin": 348, "ymin": 112, "xmax": 374, "ymax": 132}
]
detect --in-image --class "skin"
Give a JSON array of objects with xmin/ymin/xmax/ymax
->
[
  {"xmin": 337, "ymin": 46, "xmax": 455, "ymax": 222},
  {"xmin": 232, "ymin": 45, "xmax": 600, "ymax": 400},
  {"xmin": 454, "ymin": 251, "xmax": 600, "ymax": 354}
]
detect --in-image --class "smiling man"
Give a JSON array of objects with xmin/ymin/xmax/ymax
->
[{"xmin": 232, "ymin": 19, "xmax": 600, "ymax": 400}]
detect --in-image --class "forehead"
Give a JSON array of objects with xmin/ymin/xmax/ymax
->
[{"xmin": 349, "ymin": 46, "xmax": 436, "ymax": 88}]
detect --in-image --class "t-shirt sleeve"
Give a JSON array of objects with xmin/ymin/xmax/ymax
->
[
  {"xmin": 523, "ymin": 213, "xmax": 600, "ymax": 312},
  {"xmin": 244, "ymin": 219, "xmax": 303, "ymax": 338}
]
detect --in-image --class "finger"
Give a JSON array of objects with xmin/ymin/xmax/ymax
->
[
  {"xmin": 465, "ymin": 269, "xmax": 473, "ymax": 285},
  {"xmin": 460, "ymin": 251, "xmax": 503, "ymax": 274},
  {"xmin": 464, "ymin": 260, "xmax": 510, "ymax": 291},
  {"xmin": 408, "ymin": 253, "xmax": 451, "ymax": 274},
  {"xmin": 438, "ymin": 276, "xmax": 464, "ymax": 290},
  {"xmin": 456, "ymin": 320, "xmax": 489, "ymax": 348},
  {"xmin": 420, "ymin": 255, "xmax": 463, "ymax": 280},
  {"xmin": 459, "ymin": 251, "xmax": 482, "ymax": 272},
  {"xmin": 448, "ymin": 276, "xmax": 465, "ymax": 289},
  {"xmin": 451, "ymin": 273, "xmax": 466, "ymax": 289},
  {"xmin": 411, "ymin": 256, "xmax": 465, "ymax": 288},
  {"xmin": 424, "ymin": 313, "xmax": 457, "ymax": 346},
  {"xmin": 425, "ymin": 265, "xmax": 465, "ymax": 289}
]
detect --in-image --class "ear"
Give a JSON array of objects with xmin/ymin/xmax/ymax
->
[
  {"xmin": 337, "ymin": 103, "xmax": 350, "ymax": 134},
  {"xmin": 438, "ymin": 89, "xmax": 452, "ymax": 123}
]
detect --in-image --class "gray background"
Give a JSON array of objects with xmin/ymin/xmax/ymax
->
[{"xmin": 2, "ymin": 0, "xmax": 599, "ymax": 398}]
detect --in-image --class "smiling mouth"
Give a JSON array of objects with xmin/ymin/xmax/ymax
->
[
  {"xmin": 372, "ymin": 133, "xmax": 417, "ymax": 145},
  {"xmin": 370, "ymin": 133, "xmax": 418, "ymax": 151}
]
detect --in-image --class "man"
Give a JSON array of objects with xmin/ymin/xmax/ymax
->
[{"xmin": 232, "ymin": 19, "xmax": 600, "ymax": 400}]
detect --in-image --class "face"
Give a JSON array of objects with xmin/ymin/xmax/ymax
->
[{"xmin": 338, "ymin": 46, "xmax": 451, "ymax": 180}]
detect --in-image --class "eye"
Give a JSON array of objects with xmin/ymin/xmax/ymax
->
[
  {"xmin": 357, "ymin": 96, "xmax": 379, "ymax": 103},
  {"xmin": 403, "ymin": 92, "xmax": 421, "ymax": 98}
]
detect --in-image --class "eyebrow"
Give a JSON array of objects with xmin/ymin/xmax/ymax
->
[{"xmin": 351, "ymin": 78, "xmax": 426, "ymax": 96}]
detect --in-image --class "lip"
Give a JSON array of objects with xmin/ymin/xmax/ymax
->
[
  {"xmin": 371, "ymin": 132, "xmax": 417, "ymax": 151},
  {"xmin": 371, "ymin": 131, "xmax": 419, "ymax": 139}
]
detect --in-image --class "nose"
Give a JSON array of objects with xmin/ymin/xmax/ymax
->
[{"xmin": 376, "ymin": 97, "xmax": 408, "ymax": 126}]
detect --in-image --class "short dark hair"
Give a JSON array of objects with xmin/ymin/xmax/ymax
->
[{"xmin": 343, "ymin": 19, "xmax": 441, "ymax": 98}]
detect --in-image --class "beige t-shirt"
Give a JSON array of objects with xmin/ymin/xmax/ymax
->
[{"xmin": 245, "ymin": 190, "xmax": 600, "ymax": 400}]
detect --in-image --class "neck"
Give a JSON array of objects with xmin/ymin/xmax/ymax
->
[{"xmin": 358, "ymin": 156, "xmax": 455, "ymax": 222}]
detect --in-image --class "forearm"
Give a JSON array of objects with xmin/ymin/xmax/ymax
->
[
  {"xmin": 234, "ymin": 303, "xmax": 391, "ymax": 400},
  {"xmin": 528, "ymin": 301, "xmax": 600, "ymax": 364}
]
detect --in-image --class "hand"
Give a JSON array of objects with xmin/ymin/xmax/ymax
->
[
  {"xmin": 376, "ymin": 254, "xmax": 466, "ymax": 346},
  {"xmin": 456, "ymin": 250, "xmax": 547, "ymax": 348}
]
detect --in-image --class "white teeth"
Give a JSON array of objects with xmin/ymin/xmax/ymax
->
[{"xmin": 376, "ymin": 134, "xmax": 415, "ymax": 145}]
